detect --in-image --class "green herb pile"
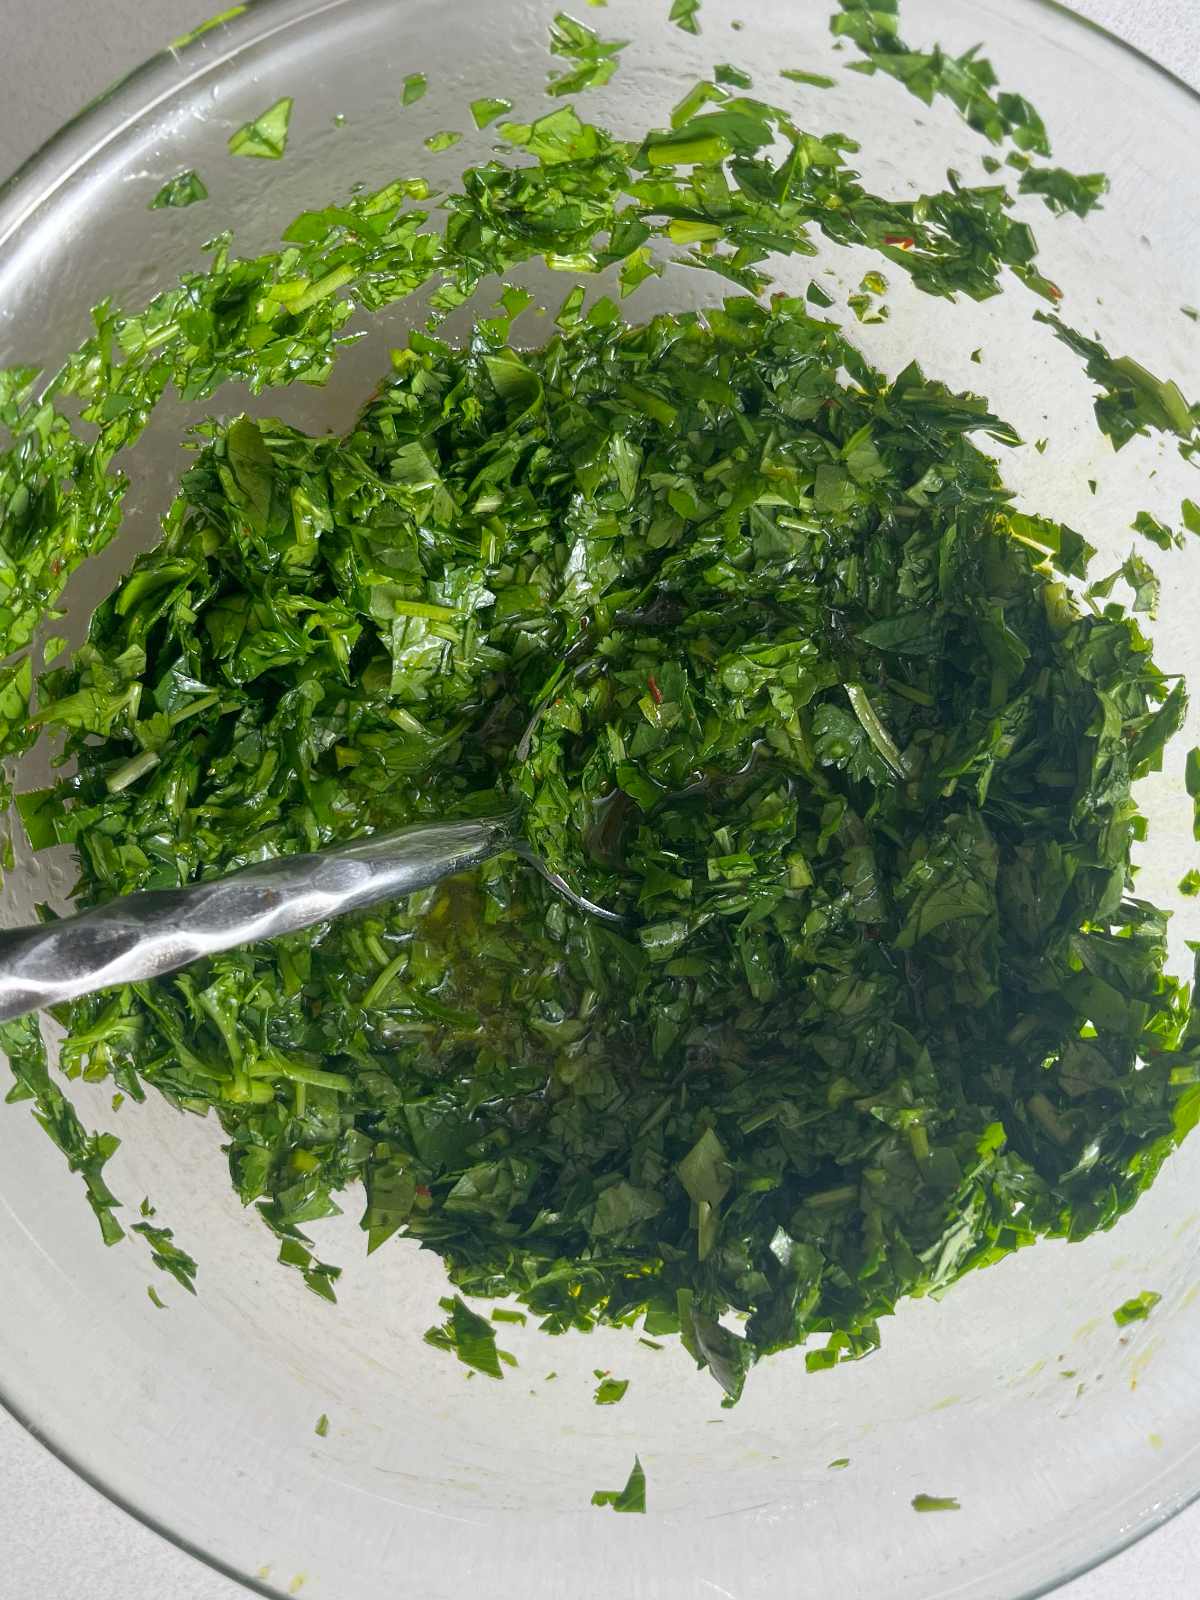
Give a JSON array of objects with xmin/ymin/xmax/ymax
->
[
  {"xmin": 9, "ymin": 294, "xmax": 1198, "ymax": 1396},
  {"xmin": 1, "ymin": 4, "xmax": 1199, "ymax": 1399}
]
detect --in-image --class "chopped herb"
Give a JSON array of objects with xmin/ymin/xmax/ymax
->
[
  {"xmin": 1035, "ymin": 313, "xmax": 1198, "ymax": 453},
  {"xmin": 147, "ymin": 1285, "xmax": 167, "ymax": 1310},
  {"xmin": 1132, "ymin": 511, "xmax": 1178, "ymax": 552},
  {"xmin": 1179, "ymin": 871, "xmax": 1200, "ymax": 898},
  {"xmin": 170, "ymin": 6, "xmax": 246, "ymax": 48},
  {"xmin": 150, "ymin": 170, "xmax": 209, "ymax": 209},
  {"xmin": 401, "ymin": 72, "xmax": 428, "ymax": 106},
  {"xmin": 831, "ymin": 0, "xmax": 1051, "ymax": 155},
  {"xmin": 1, "ymin": 2, "xmax": 1198, "ymax": 1413},
  {"xmin": 828, "ymin": 1457, "xmax": 851, "ymax": 1469},
  {"xmin": 715, "ymin": 63, "xmax": 753, "ymax": 90},
  {"xmin": 228, "ymin": 96, "xmax": 294, "ymax": 159},
  {"xmin": 912, "ymin": 1494, "xmax": 961, "ymax": 1513},
  {"xmin": 425, "ymin": 130, "xmax": 463, "ymax": 152},
  {"xmin": 1113, "ymin": 1291, "xmax": 1162, "ymax": 1326},
  {"xmin": 471, "ymin": 96, "xmax": 513, "ymax": 130},
  {"xmin": 1181, "ymin": 500, "xmax": 1200, "ymax": 539},
  {"xmin": 132, "ymin": 1222, "xmax": 198, "ymax": 1294},
  {"xmin": 669, "ymin": 0, "xmax": 701, "ymax": 34},
  {"xmin": 491, "ymin": 1307, "xmax": 528, "ymax": 1325},
  {"xmin": 1018, "ymin": 166, "xmax": 1108, "ymax": 218},
  {"xmin": 1090, "ymin": 551, "xmax": 1159, "ymax": 618},
  {"xmin": 315, "ymin": 1413, "xmax": 330, "ymax": 1437},
  {"xmin": 781, "ymin": 69, "xmax": 836, "ymax": 89},
  {"xmin": 594, "ymin": 1376, "xmax": 630, "ymax": 1404},
  {"xmin": 425, "ymin": 1296, "xmax": 509, "ymax": 1379},
  {"xmin": 1182, "ymin": 307, "xmax": 1199, "ymax": 323},
  {"xmin": 548, "ymin": 11, "xmax": 628, "ymax": 96},
  {"xmin": 592, "ymin": 1455, "xmax": 647, "ymax": 1512}
]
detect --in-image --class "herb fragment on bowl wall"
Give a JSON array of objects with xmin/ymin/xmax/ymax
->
[
  {"xmin": 471, "ymin": 97, "xmax": 513, "ymax": 130},
  {"xmin": 150, "ymin": 170, "xmax": 209, "ymax": 209},
  {"xmin": 668, "ymin": 0, "xmax": 701, "ymax": 34},
  {"xmin": 592, "ymin": 1456, "xmax": 647, "ymax": 1513},
  {"xmin": 912, "ymin": 1494, "xmax": 960, "ymax": 1513},
  {"xmin": 425, "ymin": 1295, "xmax": 513, "ymax": 1379},
  {"xmin": 546, "ymin": 10, "xmax": 627, "ymax": 96},
  {"xmin": 781, "ymin": 69, "xmax": 835, "ymax": 88},
  {"xmin": 228, "ymin": 97, "xmax": 294, "ymax": 159},
  {"xmin": 1113, "ymin": 1292, "xmax": 1162, "ymax": 1327}
]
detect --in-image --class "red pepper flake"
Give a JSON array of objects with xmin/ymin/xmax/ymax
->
[
  {"xmin": 1046, "ymin": 281, "xmax": 1063, "ymax": 302},
  {"xmin": 415, "ymin": 1184, "xmax": 432, "ymax": 1198},
  {"xmin": 49, "ymin": 559, "xmax": 62, "ymax": 576},
  {"xmin": 884, "ymin": 234, "xmax": 915, "ymax": 250},
  {"xmin": 647, "ymin": 675, "xmax": 663, "ymax": 705}
]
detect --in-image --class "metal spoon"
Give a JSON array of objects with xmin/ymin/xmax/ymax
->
[{"xmin": 0, "ymin": 814, "xmax": 621, "ymax": 1025}]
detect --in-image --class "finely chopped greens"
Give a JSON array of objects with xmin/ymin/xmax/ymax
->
[
  {"xmin": 0, "ymin": 3, "xmax": 1198, "ymax": 1404},
  {"xmin": 9, "ymin": 299, "xmax": 1200, "ymax": 1398}
]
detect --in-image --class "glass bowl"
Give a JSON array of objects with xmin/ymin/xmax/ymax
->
[{"xmin": 1, "ymin": 2, "xmax": 1198, "ymax": 1596}]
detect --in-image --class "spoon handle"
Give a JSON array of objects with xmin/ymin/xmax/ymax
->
[{"xmin": 0, "ymin": 816, "xmax": 517, "ymax": 1023}]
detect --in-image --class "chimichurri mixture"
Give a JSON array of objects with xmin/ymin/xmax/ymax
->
[{"xmin": 2, "ymin": 0, "xmax": 1198, "ymax": 1410}]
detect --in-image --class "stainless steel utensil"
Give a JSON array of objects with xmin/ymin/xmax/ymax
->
[{"xmin": 0, "ymin": 814, "xmax": 619, "ymax": 1023}]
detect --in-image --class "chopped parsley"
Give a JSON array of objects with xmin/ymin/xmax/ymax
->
[
  {"xmin": 228, "ymin": 96, "xmax": 294, "ymax": 159},
  {"xmin": 547, "ymin": 10, "xmax": 627, "ymax": 96},
  {"xmin": 0, "ymin": 0, "xmax": 1197, "ymax": 1414},
  {"xmin": 912, "ymin": 1494, "xmax": 960, "ymax": 1513},
  {"xmin": 781, "ymin": 69, "xmax": 836, "ymax": 89},
  {"xmin": 470, "ymin": 97, "xmax": 513, "ymax": 130},
  {"xmin": 149, "ymin": 170, "xmax": 209, "ymax": 209},
  {"xmin": 1113, "ymin": 1291, "xmax": 1162, "ymax": 1327},
  {"xmin": 668, "ymin": 0, "xmax": 701, "ymax": 34},
  {"xmin": 592, "ymin": 1456, "xmax": 647, "ymax": 1512}
]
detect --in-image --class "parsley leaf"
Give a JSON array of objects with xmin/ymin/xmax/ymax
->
[
  {"xmin": 592, "ymin": 1456, "xmax": 647, "ymax": 1512},
  {"xmin": 149, "ymin": 170, "xmax": 209, "ymax": 209},
  {"xmin": 1113, "ymin": 1291, "xmax": 1162, "ymax": 1326},
  {"xmin": 228, "ymin": 96, "xmax": 294, "ymax": 159}
]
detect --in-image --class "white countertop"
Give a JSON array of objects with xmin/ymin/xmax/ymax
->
[{"xmin": 0, "ymin": 2, "xmax": 1196, "ymax": 1596}]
